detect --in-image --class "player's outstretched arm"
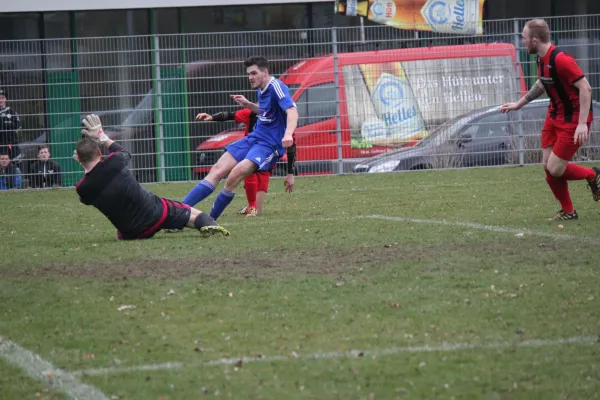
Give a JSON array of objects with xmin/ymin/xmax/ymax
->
[
  {"xmin": 230, "ymin": 95, "xmax": 259, "ymax": 114},
  {"xmin": 196, "ymin": 111, "xmax": 237, "ymax": 122},
  {"xmin": 81, "ymin": 114, "xmax": 131, "ymax": 163},
  {"xmin": 500, "ymin": 79, "xmax": 545, "ymax": 113}
]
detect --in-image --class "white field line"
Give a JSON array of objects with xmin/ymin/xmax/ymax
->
[
  {"xmin": 72, "ymin": 336, "xmax": 598, "ymax": 377},
  {"xmin": 0, "ymin": 335, "xmax": 109, "ymax": 400},
  {"xmin": 222, "ymin": 214, "xmax": 585, "ymax": 241},
  {"xmin": 12, "ymin": 212, "xmax": 589, "ymax": 242},
  {"xmin": 363, "ymin": 215, "xmax": 583, "ymax": 240}
]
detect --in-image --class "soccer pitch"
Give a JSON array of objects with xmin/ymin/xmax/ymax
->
[{"xmin": 1, "ymin": 166, "xmax": 599, "ymax": 400}]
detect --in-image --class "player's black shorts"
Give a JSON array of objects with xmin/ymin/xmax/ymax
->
[
  {"xmin": 118, "ymin": 198, "xmax": 191, "ymax": 240},
  {"xmin": 160, "ymin": 198, "xmax": 192, "ymax": 230}
]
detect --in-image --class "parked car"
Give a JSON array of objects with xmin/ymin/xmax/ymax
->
[{"xmin": 352, "ymin": 99, "xmax": 600, "ymax": 173}]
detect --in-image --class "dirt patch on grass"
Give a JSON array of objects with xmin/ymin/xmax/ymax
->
[
  {"xmin": 2, "ymin": 240, "xmax": 559, "ymax": 281},
  {"xmin": 4, "ymin": 246, "xmax": 425, "ymax": 280}
]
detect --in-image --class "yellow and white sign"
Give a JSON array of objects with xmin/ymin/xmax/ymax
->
[{"xmin": 336, "ymin": 0, "xmax": 486, "ymax": 35}]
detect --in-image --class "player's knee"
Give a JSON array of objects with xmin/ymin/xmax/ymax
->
[
  {"xmin": 225, "ymin": 168, "xmax": 244, "ymax": 187},
  {"xmin": 546, "ymin": 162, "xmax": 565, "ymax": 178},
  {"xmin": 210, "ymin": 163, "xmax": 230, "ymax": 179}
]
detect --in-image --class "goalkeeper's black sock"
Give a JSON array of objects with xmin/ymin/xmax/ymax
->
[{"xmin": 194, "ymin": 212, "xmax": 217, "ymax": 230}]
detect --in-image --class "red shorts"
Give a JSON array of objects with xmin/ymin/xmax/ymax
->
[
  {"xmin": 244, "ymin": 171, "xmax": 272, "ymax": 192},
  {"xmin": 541, "ymin": 118, "xmax": 591, "ymax": 161}
]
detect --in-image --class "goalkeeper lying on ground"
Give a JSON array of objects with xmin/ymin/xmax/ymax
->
[{"xmin": 74, "ymin": 114, "xmax": 230, "ymax": 240}]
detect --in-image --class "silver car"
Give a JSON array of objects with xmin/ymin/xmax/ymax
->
[{"xmin": 353, "ymin": 99, "xmax": 600, "ymax": 173}]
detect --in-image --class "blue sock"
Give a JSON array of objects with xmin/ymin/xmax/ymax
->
[
  {"xmin": 210, "ymin": 188, "xmax": 236, "ymax": 220},
  {"xmin": 182, "ymin": 180, "xmax": 215, "ymax": 207}
]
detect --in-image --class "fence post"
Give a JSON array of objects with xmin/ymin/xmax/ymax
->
[
  {"xmin": 332, "ymin": 26, "xmax": 344, "ymax": 175},
  {"xmin": 513, "ymin": 18, "xmax": 525, "ymax": 166},
  {"xmin": 152, "ymin": 35, "xmax": 166, "ymax": 183},
  {"xmin": 360, "ymin": 17, "xmax": 366, "ymax": 43}
]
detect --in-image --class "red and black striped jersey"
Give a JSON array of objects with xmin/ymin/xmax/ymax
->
[{"xmin": 537, "ymin": 45, "xmax": 593, "ymax": 123}]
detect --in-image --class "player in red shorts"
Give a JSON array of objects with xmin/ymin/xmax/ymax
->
[
  {"xmin": 501, "ymin": 18, "xmax": 600, "ymax": 221},
  {"xmin": 195, "ymin": 108, "xmax": 296, "ymax": 217}
]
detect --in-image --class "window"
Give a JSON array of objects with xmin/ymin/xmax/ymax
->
[
  {"xmin": 465, "ymin": 113, "xmax": 509, "ymax": 139},
  {"xmin": 155, "ymin": 9, "xmax": 180, "ymax": 34},
  {"xmin": 262, "ymin": 5, "xmax": 308, "ymax": 30},
  {"xmin": 74, "ymin": 10, "xmax": 149, "ymax": 37},
  {"xmin": 312, "ymin": 2, "xmax": 362, "ymax": 28},
  {"xmin": 295, "ymin": 83, "xmax": 337, "ymax": 127},
  {"xmin": 155, "ymin": 9, "xmax": 183, "ymax": 67},
  {"xmin": 182, "ymin": 4, "xmax": 308, "ymax": 32},
  {"xmin": 0, "ymin": 13, "xmax": 40, "ymax": 40},
  {"xmin": 43, "ymin": 13, "xmax": 72, "ymax": 70},
  {"xmin": 73, "ymin": 10, "xmax": 152, "ymax": 114},
  {"xmin": 520, "ymin": 105, "xmax": 548, "ymax": 134},
  {"xmin": 522, "ymin": 105, "xmax": 548, "ymax": 121},
  {"xmin": 182, "ymin": 6, "xmax": 249, "ymax": 33},
  {"xmin": 44, "ymin": 13, "xmax": 70, "ymax": 39}
]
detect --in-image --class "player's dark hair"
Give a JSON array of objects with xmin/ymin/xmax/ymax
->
[
  {"xmin": 525, "ymin": 19, "xmax": 550, "ymax": 43},
  {"xmin": 38, "ymin": 145, "xmax": 49, "ymax": 153},
  {"xmin": 244, "ymin": 56, "xmax": 270, "ymax": 72},
  {"xmin": 76, "ymin": 138, "xmax": 100, "ymax": 163}
]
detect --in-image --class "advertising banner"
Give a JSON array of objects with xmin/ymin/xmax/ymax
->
[
  {"xmin": 343, "ymin": 55, "xmax": 518, "ymax": 148},
  {"xmin": 335, "ymin": 0, "xmax": 486, "ymax": 35}
]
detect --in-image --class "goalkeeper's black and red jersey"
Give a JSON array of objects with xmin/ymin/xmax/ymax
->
[{"xmin": 76, "ymin": 142, "xmax": 164, "ymax": 238}]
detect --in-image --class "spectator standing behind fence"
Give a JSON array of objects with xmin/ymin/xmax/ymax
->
[
  {"xmin": 0, "ymin": 89, "xmax": 22, "ymax": 161},
  {"xmin": 0, "ymin": 149, "xmax": 22, "ymax": 190},
  {"xmin": 29, "ymin": 145, "xmax": 62, "ymax": 188}
]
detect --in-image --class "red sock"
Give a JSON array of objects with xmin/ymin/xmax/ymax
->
[
  {"xmin": 546, "ymin": 171, "xmax": 574, "ymax": 214},
  {"xmin": 244, "ymin": 177, "xmax": 257, "ymax": 208},
  {"xmin": 561, "ymin": 163, "xmax": 596, "ymax": 181}
]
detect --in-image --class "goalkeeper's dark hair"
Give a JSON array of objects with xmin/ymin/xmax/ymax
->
[
  {"xmin": 244, "ymin": 56, "xmax": 270, "ymax": 72},
  {"xmin": 76, "ymin": 138, "xmax": 100, "ymax": 163}
]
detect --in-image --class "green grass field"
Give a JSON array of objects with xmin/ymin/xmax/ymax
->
[{"xmin": 1, "ymin": 166, "xmax": 599, "ymax": 400}]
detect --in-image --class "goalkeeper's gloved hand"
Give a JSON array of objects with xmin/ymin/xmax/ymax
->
[{"xmin": 81, "ymin": 114, "xmax": 109, "ymax": 143}]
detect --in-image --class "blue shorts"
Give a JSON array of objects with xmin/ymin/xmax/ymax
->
[{"xmin": 225, "ymin": 137, "xmax": 281, "ymax": 172}]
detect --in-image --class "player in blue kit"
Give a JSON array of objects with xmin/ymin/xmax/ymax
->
[{"xmin": 182, "ymin": 56, "xmax": 298, "ymax": 220}]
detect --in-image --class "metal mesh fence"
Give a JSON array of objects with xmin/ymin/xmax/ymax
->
[{"xmin": 1, "ymin": 14, "xmax": 600, "ymax": 189}]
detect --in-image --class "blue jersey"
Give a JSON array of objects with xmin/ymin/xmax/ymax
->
[{"xmin": 249, "ymin": 77, "xmax": 296, "ymax": 153}]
